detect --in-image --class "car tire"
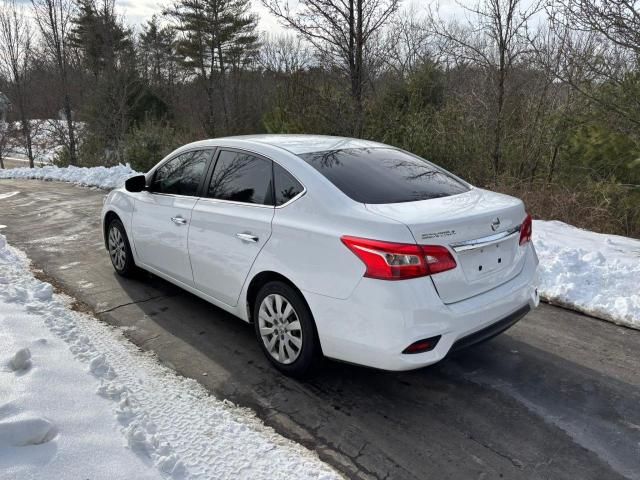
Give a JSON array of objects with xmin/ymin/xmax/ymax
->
[
  {"xmin": 253, "ymin": 281, "xmax": 322, "ymax": 378},
  {"xmin": 106, "ymin": 217, "xmax": 137, "ymax": 277}
]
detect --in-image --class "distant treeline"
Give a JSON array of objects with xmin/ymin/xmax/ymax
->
[{"xmin": 0, "ymin": 0, "xmax": 638, "ymax": 236}]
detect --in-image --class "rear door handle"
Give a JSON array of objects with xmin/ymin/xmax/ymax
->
[
  {"xmin": 171, "ymin": 216, "xmax": 188, "ymax": 225},
  {"xmin": 235, "ymin": 233, "xmax": 259, "ymax": 243}
]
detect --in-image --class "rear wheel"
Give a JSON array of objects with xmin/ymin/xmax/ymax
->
[
  {"xmin": 107, "ymin": 218, "xmax": 136, "ymax": 277},
  {"xmin": 253, "ymin": 281, "xmax": 322, "ymax": 378}
]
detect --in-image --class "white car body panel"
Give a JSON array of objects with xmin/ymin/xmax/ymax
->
[
  {"xmin": 102, "ymin": 135, "xmax": 539, "ymax": 371},
  {"xmin": 189, "ymin": 198, "xmax": 274, "ymax": 306},
  {"xmin": 132, "ymin": 192, "xmax": 197, "ymax": 286}
]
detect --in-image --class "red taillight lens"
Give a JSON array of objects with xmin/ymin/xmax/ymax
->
[
  {"xmin": 422, "ymin": 245, "xmax": 458, "ymax": 274},
  {"xmin": 402, "ymin": 335, "xmax": 441, "ymax": 354},
  {"xmin": 341, "ymin": 236, "xmax": 456, "ymax": 280},
  {"xmin": 519, "ymin": 214, "xmax": 532, "ymax": 245}
]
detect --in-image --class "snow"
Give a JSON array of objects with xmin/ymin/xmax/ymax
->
[
  {"xmin": 0, "ymin": 233, "xmax": 341, "ymax": 480},
  {"xmin": 0, "ymin": 164, "xmax": 140, "ymax": 189},
  {"xmin": 0, "ymin": 416, "xmax": 56, "ymax": 448},
  {"xmin": 533, "ymin": 220, "xmax": 640, "ymax": 329},
  {"xmin": 9, "ymin": 348, "xmax": 31, "ymax": 371},
  {"xmin": 2, "ymin": 119, "xmax": 85, "ymax": 164}
]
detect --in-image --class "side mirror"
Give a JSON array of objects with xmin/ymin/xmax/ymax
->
[{"xmin": 125, "ymin": 175, "xmax": 146, "ymax": 192}]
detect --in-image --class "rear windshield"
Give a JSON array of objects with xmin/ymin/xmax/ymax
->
[{"xmin": 298, "ymin": 148, "xmax": 469, "ymax": 204}]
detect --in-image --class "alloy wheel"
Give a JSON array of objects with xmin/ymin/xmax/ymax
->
[
  {"xmin": 258, "ymin": 293, "xmax": 303, "ymax": 364},
  {"xmin": 108, "ymin": 226, "xmax": 127, "ymax": 271}
]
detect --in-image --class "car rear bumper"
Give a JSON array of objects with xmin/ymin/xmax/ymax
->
[
  {"xmin": 304, "ymin": 243, "xmax": 539, "ymax": 371},
  {"xmin": 448, "ymin": 304, "xmax": 530, "ymax": 354}
]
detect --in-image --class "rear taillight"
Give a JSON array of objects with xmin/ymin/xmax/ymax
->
[
  {"xmin": 341, "ymin": 236, "xmax": 456, "ymax": 280},
  {"xmin": 519, "ymin": 214, "xmax": 532, "ymax": 245}
]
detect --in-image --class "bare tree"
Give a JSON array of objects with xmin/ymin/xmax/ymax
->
[
  {"xmin": 259, "ymin": 33, "xmax": 312, "ymax": 74},
  {"xmin": 0, "ymin": 0, "xmax": 34, "ymax": 167},
  {"xmin": 554, "ymin": 0, "xmax": 640, "ymax": 54},
  {"xmin": 261, "ymin": 0, "xmax": 400, "ymax": 134},
  {"xmin": 0, "ymin": 121, "xmax": 10, "ymax": 169},
  {"xmin": 383, "ymin": 8, "xmax": 433, "ymax": 78},
  {"xmin": 429, "ymin": 0, "xmax": 543, "ymax": 181},
  {"xmin": 549, "ymin": 0, "xmax": 640, "ymax": 126},
  {"xmin": 32, "ymin": 0, "xmax": 78, "ymax": 165}
]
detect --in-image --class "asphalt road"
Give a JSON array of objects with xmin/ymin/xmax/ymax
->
[{"xmin": 1, "ymin": 179, "xmax": 639, "ymax": 480}]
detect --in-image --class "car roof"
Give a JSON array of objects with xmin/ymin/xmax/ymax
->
[{"xmin": 196, "ymin": 134, "xmax": 387, "ymax": 155}]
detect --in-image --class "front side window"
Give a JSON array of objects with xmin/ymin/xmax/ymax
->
[
  {"xmin": 207, "ymin": 150, "xmax": 274, "ymax": 205},
  {"xmin": 298, "ymin": 148, "xmax": 469, "ymax": 204},
  {"xmin": 151, "ymin": 150, "xmax": 209, "ymax": 196}
]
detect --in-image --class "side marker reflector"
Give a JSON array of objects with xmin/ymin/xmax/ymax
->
[{"xmin": 402, "ymin": 335, "xmax": 441, "ymax": 354}]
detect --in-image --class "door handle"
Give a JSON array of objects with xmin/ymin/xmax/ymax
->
[
  {"xmin": 171, "ymin": 216, "xmax": 188, "ymax": 225},
  {"xmin": 235, "ymin": 233, "xmax": 259, "ymax": 243}
]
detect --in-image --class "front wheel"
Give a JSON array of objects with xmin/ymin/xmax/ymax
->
[
  {"xmin": 107, "ymin": 218, "xmax": 137, "ymax": 277},
  {"xmin": 253, "ymin": 281, "xmax": 322, "ymax": 378}
]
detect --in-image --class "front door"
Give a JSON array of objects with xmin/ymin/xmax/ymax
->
[
  {"xmin": 132, "ymin": 149, "xmax": 211, "ymax": 286},
  {"xmin": 189, "ymin": 149, "xmax": 275, "ymax": 306}
]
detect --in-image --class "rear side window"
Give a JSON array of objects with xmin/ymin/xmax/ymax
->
[
  {"xmin": 274, "ymin": 163, "xmax": 303, "ymax": 206},
  {"xmin": 298, "ymin": 148, "xmax": 469, "ymax": 204},
  {"xmin": 151, "ymin": 150, "xmax": 209, "ymax": 196},
  {"xmin": 207, "ymin": 150, "xmax": 274, "ymax": 205}
]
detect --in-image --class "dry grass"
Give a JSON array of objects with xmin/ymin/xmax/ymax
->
[{"xmin": 495, "ymin": 178, "xmax": 640, "ymax": 239}]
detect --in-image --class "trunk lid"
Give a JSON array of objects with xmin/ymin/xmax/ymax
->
[{"xmin": 366, "ymin": 188, "xmax": 528, "ymax": 304}]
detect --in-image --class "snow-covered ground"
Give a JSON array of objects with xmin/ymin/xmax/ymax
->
[
  {"xmin": 1, "ymin": 165, "xmax": 638, "ymax": 329},
  {"xmin": 0, "ymin": 233, "xmax": 341, "ymax": 480},
  {"xmin": 2, "ymin": 119, "xmax": 84, "ymax": 164},
  {"xmin": 534, "ymin": 220, "xmax": 640, "ymax": 329}
]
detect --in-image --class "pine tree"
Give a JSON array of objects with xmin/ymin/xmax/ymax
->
[
  {"xmin": 139, "ymin": 15, "xmax": 177, "ymax": 88},
  {"xmin": 70, "ymin": 0, "xmax": 132, "ymax": 78},
  {"xmin": 165, "ymin": 0, "xmax": 258, "ymax": 135}
]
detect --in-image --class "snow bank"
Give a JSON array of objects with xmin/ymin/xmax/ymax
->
[
  {"xmin": 533, "ymin": 220, "xmax": 640, "ymax": 329},
  {"xmin": 0, "ymin": 164, "xmax": 140, "ymax": 190},
  {"xmin": 0, "ymin": 233, "xmax": 341, "ymax": 480}
]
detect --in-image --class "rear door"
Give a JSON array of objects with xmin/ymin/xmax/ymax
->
[
  {"xmin": 132, "ymin": 149, "xmax": 211, "ymax": 286},
  {"xmin": 189, "ymin": 149, "xmax": 275, "ymax": 306}
]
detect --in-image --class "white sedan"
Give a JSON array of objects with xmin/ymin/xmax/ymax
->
[{"xmin": 102, "ymin": 135, "xmax": 539, "ymax": 377}]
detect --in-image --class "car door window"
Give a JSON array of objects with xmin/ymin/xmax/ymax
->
[
  {"xmin": 150, "ymin": 150, "xmax": 209, "ymax": 196},
  {"xmin": 207, "ymin": 150, "xmax": 274, "ymax": 205},
  {"xmin": 273, "ymin": 162, "xmax": 303, "ymax": 206}
]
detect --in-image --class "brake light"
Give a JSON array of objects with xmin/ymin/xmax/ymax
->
[
  {"xmin": 519, "ymin": 214, "xmax": 532, "ymax": 245},
  {"xmin": 341, "ymin": 236, "xmax": 456, "ymax": 280}
]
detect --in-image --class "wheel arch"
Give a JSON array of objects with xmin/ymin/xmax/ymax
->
[
  {"xmin": 103, "ymin": 210, "xmax": 121, "ymax": 249},
  {"xmin": 246, "ymin": 270, "xmax": 324, "ymax": 358},
  {"xmin": 245, "ymin": 271, "xmax": 309, "ymax": 323}
]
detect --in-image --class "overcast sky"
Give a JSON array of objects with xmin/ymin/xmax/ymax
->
[
  {"xmin": 6, "ymin": 0, "xmax": 470, "ymax": 33},
  {"xmin": 115, "ymin": 0, "xmax": 281, "ymax": 32},
  {"xmin": 114, "ymin": 0, "xmax": 461, "ymax": 33}
]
